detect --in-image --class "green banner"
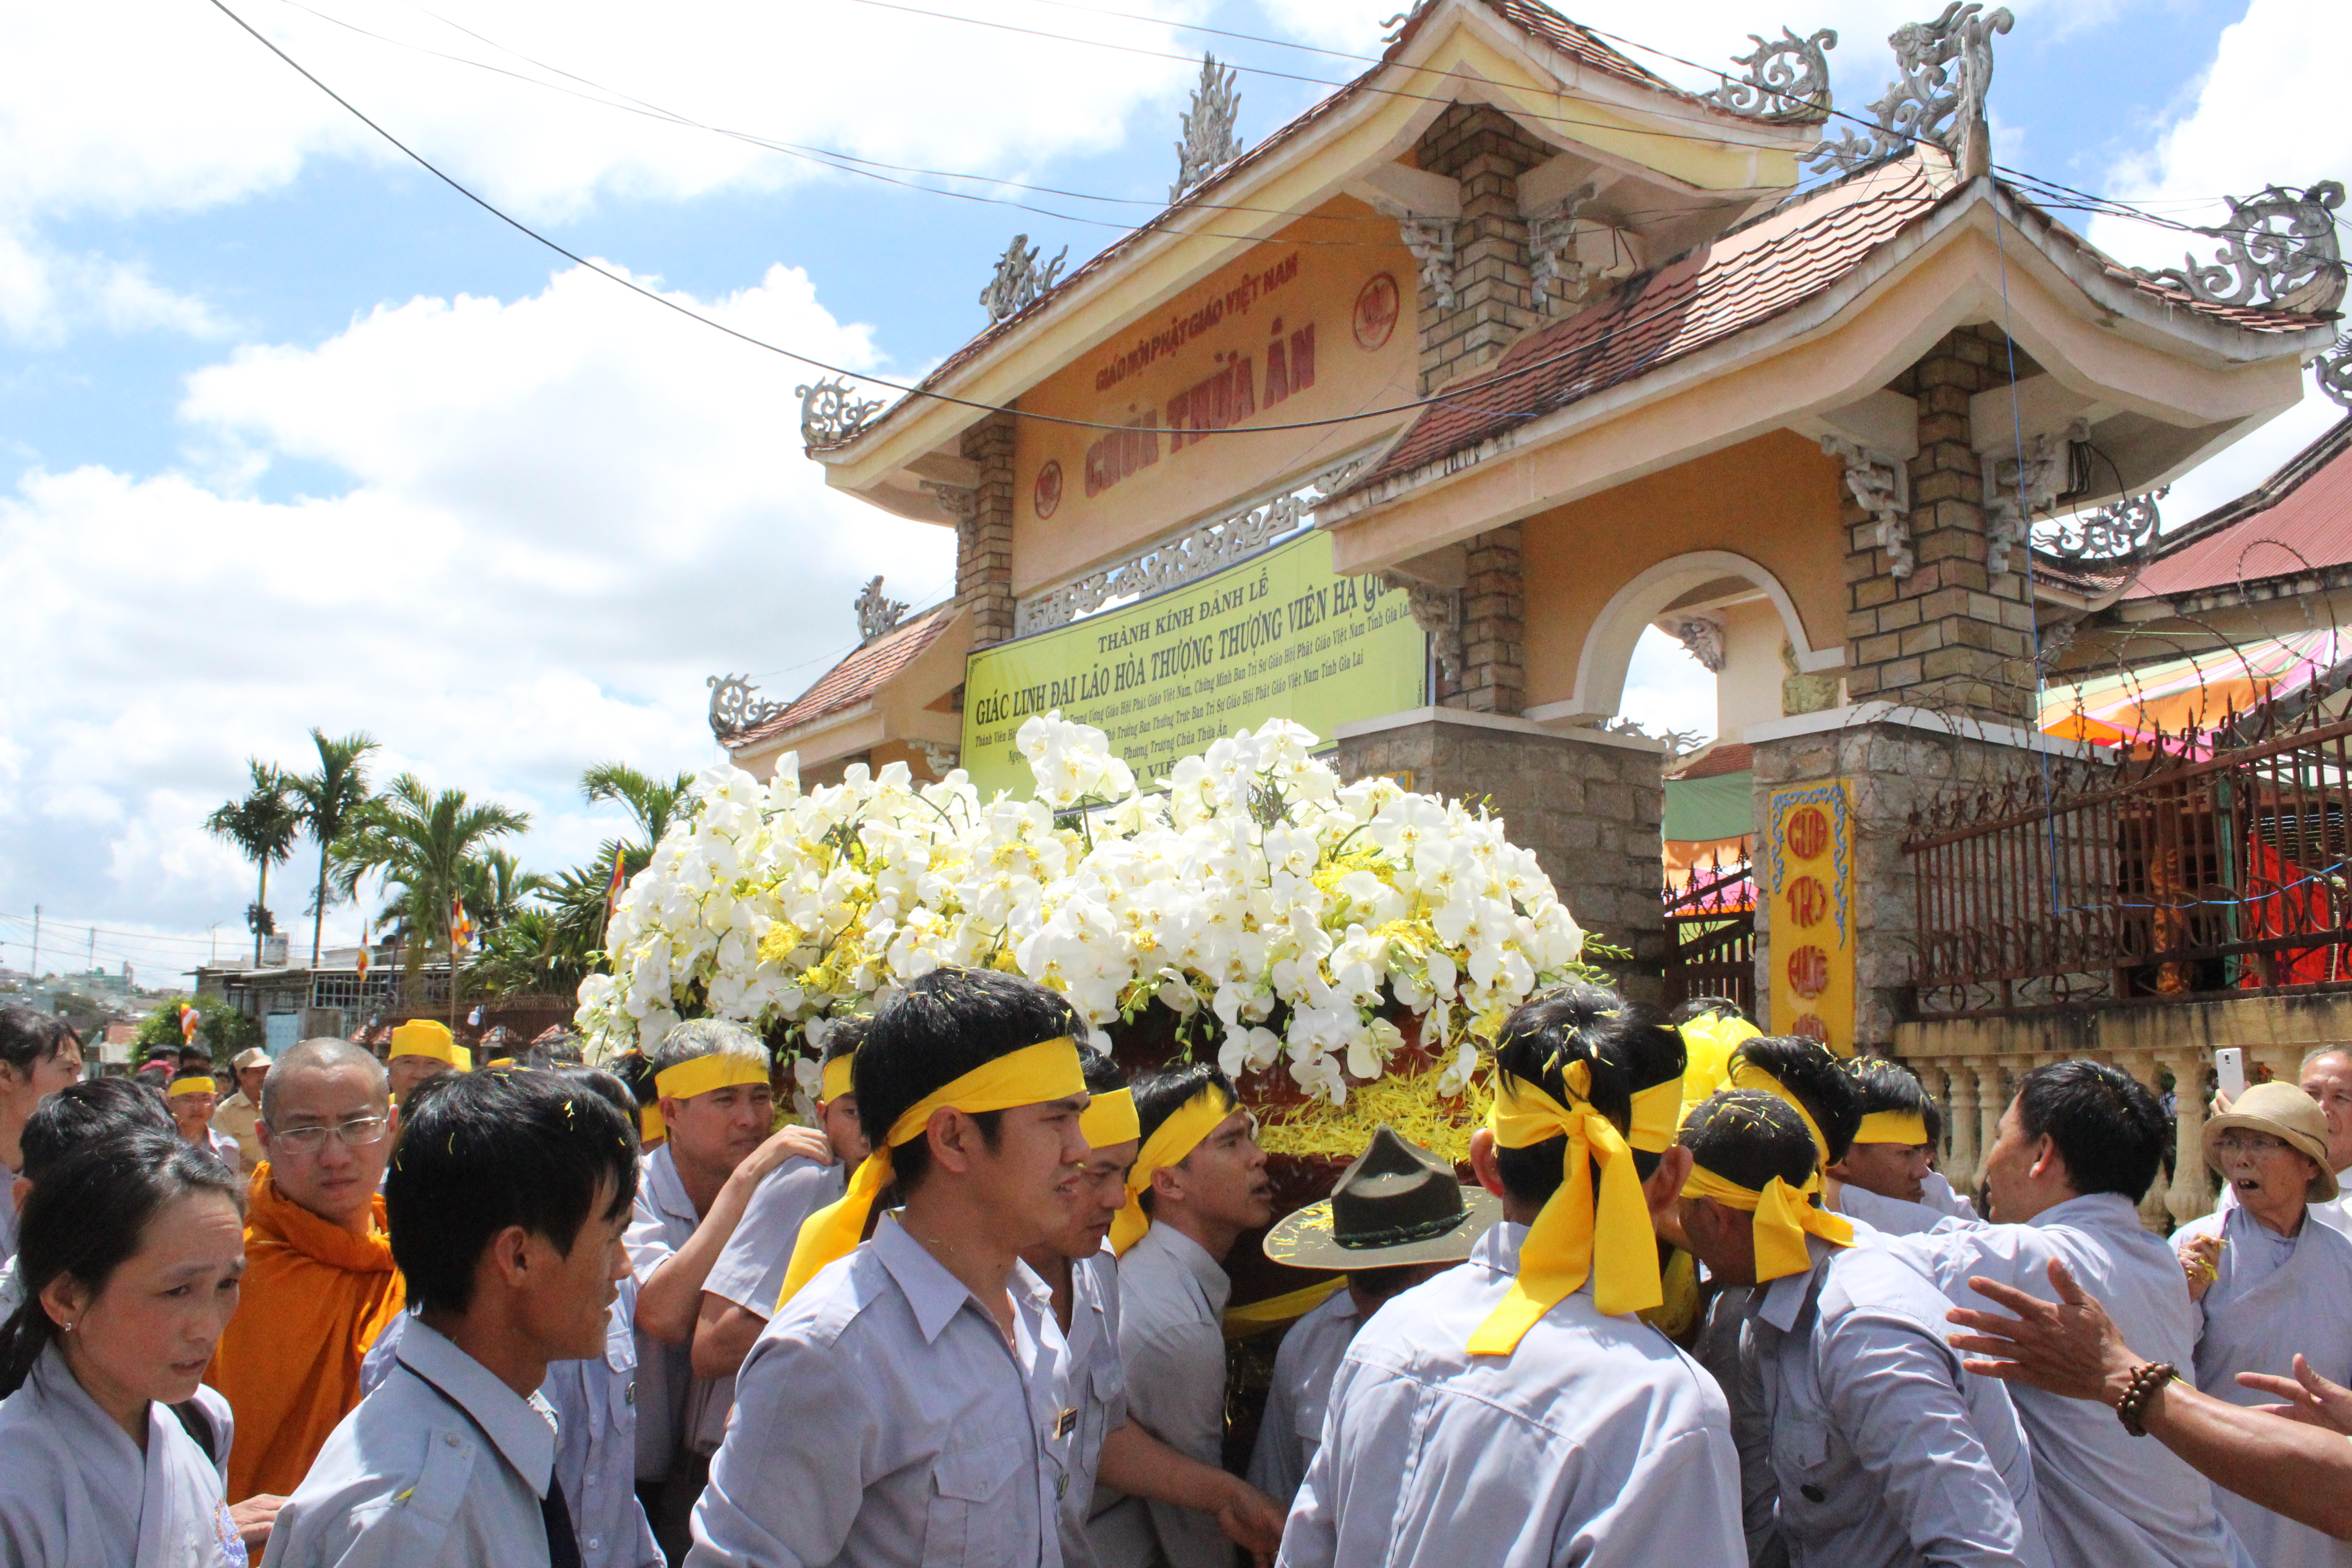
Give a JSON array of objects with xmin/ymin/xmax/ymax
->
[{"xmin": 961, "ymin": 529, "xmax": 1427, "ymax": 798}]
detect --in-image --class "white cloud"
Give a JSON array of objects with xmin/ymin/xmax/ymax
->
[
  {"xmin": 0, "ymin": 258, "xmax": 954, "ymax": 948},
  {"xmin": 1619, "ymin": 627, "xmax": 1718, "ymax": 743},
  {"xmin": 0, "ymin": 232, "xmax": 231, "ymax": 345}
]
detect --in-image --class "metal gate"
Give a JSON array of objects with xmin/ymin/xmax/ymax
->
[{"xmin": 1663, "ymin": 845, "xmax": 1756, "ymax": 1017}]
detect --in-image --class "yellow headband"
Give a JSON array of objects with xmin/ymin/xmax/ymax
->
[
  {"xmin": 389, "ymin": 1020, "xmax": 461, "ymax": 1067},
  {"xmin": 779, "ymin": 1037, "xmax": 1085, "ymax": 1306},
  {"xmin": 1627, "ymin": 1078, "xmax": 1682, "ymax": 1154},
  {"xmin": 1854, "ymin": 1109, "xmax": 1929, "ymax": 1147},
  {"xmin": 1471, "ymin": 1068, "xmax": 1662, "ymax": 1355},
  {"xmin": 656, "ymin": 1053, "xmax": 771, "ymax": 1102},
  {"xmin": 1729, "ymin": 1058, "xmax": 1829, "ymax": 1163},
  {"xmin": 640, "ymin": 1104, "xmax": 665, "ymax": 1143},
  {"xmin": 485, "ymin": 1058, "xmax": 516, "ymax": 1070},
  {"xmin": 1080, "ymin": 1086, "xmax": 1141, "ymax": 1149},
  {"xmin": 1677, "ymin": 1014, "xmax": 1760, "ymax": 1118},
  {"xmin": 168, "ymin": 1075, "xmax": 216, "ymax": 1098},
  {"xmin": 1681, "ymin": 1162, "xmax": 1854, "ymax": 1281},
  {"xmin": 1108, "ymin": 1087, "xmax": 1230, "ymax": 1255},
  {"xmin": 820, "ymin": 1053, "xmax": 856, "ymax": 1105}
]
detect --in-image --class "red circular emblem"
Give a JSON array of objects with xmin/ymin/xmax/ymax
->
[
  {"xmin": 1787, "ymin": 944, "xmax": 1830, "ymax": 1000},
  {"xmin": 1785, "ymin": 874, "xmax": 1829, "ymax": 930},
  {"xmin": 1353, "ymin": 273, "xmax": 1401, "ymax": 351},
  {"xmin": 1033, "ymin": 459, "xmax": 1063, "ymax": 520},
  {"xmin": 1785, "ymin": 805, "xmax": 1829, "ymax": 861},
  {"xmin": 1790, "ymin": 1013, "xmax": 1829, "ymax": 1044}
]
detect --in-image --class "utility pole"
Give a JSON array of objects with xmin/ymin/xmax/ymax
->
[
  {"xmin": 86, "ymin": 927, "xmax": 94, "ymax": 972},
  {"xmin": 29, "ymin": 905, "xmax": 38, "ymax": 980},
  {"xmin": 208, "ymin": 923, "xmax": 220, "ymax": 965}
]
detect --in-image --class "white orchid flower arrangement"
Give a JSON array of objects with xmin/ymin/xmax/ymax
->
[{"xmin": 576, "ymin": 711, "xmax": 1597, "ymax": 1105}]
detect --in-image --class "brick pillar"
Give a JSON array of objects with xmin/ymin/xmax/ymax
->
[
  {"xmin": 1842, "ymin": 326, "xmax": 2037, "ymax": 727},
  {"xmin": 1441, "ymin": 523, "xmax": 1524, "ymax": 715},
  {"xmin": 958, "ymin": 414, "xmax": 1015, "ymax": 648},
  {"xmin": 1413, "ymin": 104, "xmax": 1546, "ymax": 396}
]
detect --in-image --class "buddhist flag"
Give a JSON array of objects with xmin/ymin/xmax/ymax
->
[
  {"xmin": 451, "ymin": 897, "xmax": 474, "ymax": 955},
  {"xmin": 605, "ymin": 852, "xmax": 627, "ymax": 921},
  {"xmin": 179, "ymin": 1003, "xmax": 199, "ymax": 1042}
]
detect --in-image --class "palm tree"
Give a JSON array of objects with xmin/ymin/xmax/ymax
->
[
  {"xmin": 284, "ymin": 729, "xmax": 379, "ymax": 966},
  {"xmin": 458, "ymin": 848, "xmax": 548, "ymax": 935},
  {"xmin": 581, "ymin": 762, "xmax": 695, "ymax": 850},
  {"xmin": 206, "ymin": 761, "xmax": 303, "ymax": 965},
  {"xmin": 336, "ymin": 774, "xmax": 530, "ymax": 1026}
]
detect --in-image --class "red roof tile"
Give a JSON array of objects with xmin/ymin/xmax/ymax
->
[
  {"xmin": 1437, "ymin": 0, "xmax": 1671, "ymax": 92},
  {"xmin": 1353, "ymin": 154, "xmax": 1951, "ymax": 490},
  {"xmin": 2124, "ymin": 416, "xmax": 2352, "ymax": 600},
  {"xmin": 732, "ymin": 606, "xmax": 958, "ymax": 749},
  {"xmin": 1345, "ymin": 157, "xmax": 2329, "ymax": 497},
  {"xmin": 1670, "ymin": 741, "xmax": 1754, "ymax": 779}
]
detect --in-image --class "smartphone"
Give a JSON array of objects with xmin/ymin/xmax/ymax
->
[{"xmin": 2216, "ymin": 1048, "xmax": 2247, "ymax": 1104}]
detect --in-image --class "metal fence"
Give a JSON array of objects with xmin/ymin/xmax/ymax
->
[
  {"xmin": 1905, "ymin": 706, "xmax": 2352, "ymax": 1015},
  {"xmin": 1663, "ymin": 844, "xmax": 1757, "ymax": 1017}
]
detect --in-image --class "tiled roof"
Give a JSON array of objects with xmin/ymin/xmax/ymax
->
[
  {"xmin": 2121, "ymin": 416, "xmax": 2352, "ymax": 600},
  {"xmin": 731, "ymin": 605, "xmax": 958, "ymax": 750},
  {"xmin": 1669, "ymin": 741, "xmax": 1753, "ymax": 780},
  {"xmin": 815, "ymin": 2, "xmax": 1702, "ymax": 455},
  {"xmin": 1343, "ymin": 155, "xmax": 2331, "ymax": 497},
  {"xmin": 1352, "ymin": 154, "xmax": 1951, "ymax": 490}
]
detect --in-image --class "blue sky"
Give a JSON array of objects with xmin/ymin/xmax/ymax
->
[{"xmin": 1, "ymin": 0, "xmax": 2344, "ymax": 983}]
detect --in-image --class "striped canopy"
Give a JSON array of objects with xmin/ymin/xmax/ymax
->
[{"xmin": 2040, "ymin": 629, "xmax": 2349, "ymax": 747}]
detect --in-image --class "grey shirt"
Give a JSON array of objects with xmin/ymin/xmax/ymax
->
[
  {"xmin": 703, "ymin": 1156, "xmax": 847, "ymax": 1318},
  {"xmin": 1842, "ymin": 1187, "xmax": 2254, "ymax": 1568},
  {"xmin": 1245, "ymin": 1290, "xmax": 1360, "ymax": 1507},
  {"xmin": 261, "ymin": 1319, "xmax": 560, "ymax": 1568},
  {"xmin": 626, "ymin": 1143, "xmax": 725, "ymax": 1472},
  {"xmin": 686, "ymin": 1213, "xmax": 1075, "ymax": 1568},
  {"xmin": 1740, "ymin": 1238, "xmax": 2051, "ymax": 1568},
  {"xmin": 1061, "ymin": 1247, "xmax": 1126, "ymax": 1568},
  {"xmin": 0, "ymin": 1346, "xmax": 240, "ymax": 1568},
  {"xmin": 1276, "ymin": 1222, "xmax": 1744, "ymax": 1568},
  {"xmin": 1091, "ymin": 1224, "xmax": 1231, "ymax": 1568}
]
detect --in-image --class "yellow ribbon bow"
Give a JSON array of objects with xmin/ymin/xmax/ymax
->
[
  {"xmin": 777, "ymin": 1036, "xmax": 1085, "ymax": 1308},
  {"xmin": 1107, "ymin": 1087, "xmax": 1229, "ymax": 1256},
  {"xmin": 1681, "ymin": 1163, "xmax": 1855, "ymax": 1281},
  {"xmin": 1470, "ymin": 1066, "xmax": 1664, "ymax": 1356},
  {"xmin": 1676, "ymin": 1014, "xmax": 1760, "ymax": 1121}
]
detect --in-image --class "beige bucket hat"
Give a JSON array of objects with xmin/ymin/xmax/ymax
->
[{"xmin": 2205, "ymin": 1081, "xmax": 2339, "ymax": 1202}]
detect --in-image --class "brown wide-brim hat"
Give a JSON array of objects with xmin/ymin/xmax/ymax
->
[
  {"xmin": 1264, "ymin": 1123, "xmax": 1503, "ymax": 1270},
  {"xmin": 2205, "ymin": 1081, "xmax": 2339, "ymax": 1202}
]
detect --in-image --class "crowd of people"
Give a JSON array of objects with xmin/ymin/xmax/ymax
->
[{"xmin": 2, "ymin": 976, "xmax": 2350, "ymax": 1568}]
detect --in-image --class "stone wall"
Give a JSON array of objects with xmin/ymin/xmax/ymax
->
[
  {"xmin": 1749, "ymin": 710, "xmax": 2087, "ymax": 1053},
  {"xmin": 1334, "ymin": 711, "xmax": 1665, "ymax": 999}
]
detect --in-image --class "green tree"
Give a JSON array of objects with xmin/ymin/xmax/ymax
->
[
  {"xmin": 284, "ymin": 729, "xmax": 380, "ymax": 968},
  {"xmin": 206, "ymin": 760, "xmax": 303, "ymax": 965},
  {"xmin": 459, "ymin": 848, "xmax": 548, "ymax": 935},
  {"xmin": 581, "ymin": 762, "xmax": 695, "ymax": 850},
  {"xmin": 133, "ymin": 995, "xmax": 264, "ymax": 1070},
  {"xmin": 336, "ymin": 774, "xmax": 530, "ymax": 1026}
]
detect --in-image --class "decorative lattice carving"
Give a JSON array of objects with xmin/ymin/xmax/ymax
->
[
  {"xmin": 1820, "ymin": 434, "xmax": 1915, "ymax": 578},
  {"xmin": 1378, "ymin": 202, "xmax": 1459, "ymax": 310},
  {"xmin": 796, "ymin": 376, "xmax": 885, "ymax": 448},
  {"xmin": 921, "ymin": 481, "xmax": 977, "ymax": 521},
  {"xmin": 1663, "ymin": 613, "xmax": 1727, "ymax": 672},
  {"xmin": 1700, "ymin": 27, "xmax": 1838, "ymax": 122},
  {"xmin": 1983, "ymin": 419, "xmax": 2087, "ymax": 575},
  {"xmin": 1387, "ymin": 579, "xmax": 1462, "ymax": 681},
  {"xmin": 855, "ymin": 577, "xmax": 909, "ymax": 642},
  {"xmin": 979, "ymin": 235, "xmax": 1068, "ymax": 325},
  {"xmin": 2036, "ymin": 488, "xmax": 2169, "ymax": 561},
  {"xmin": 1171, "ymin": 54, "xmax": 1245, "ymax": 201},
  {"xmin": 708, "ymin": 674, "xmax": 788, "ymax": 740},
  {"xmin": 2318, "ymin": 334, "xmax": 2352, "ymax": 411},
  {"xmin": 2135, "ymin": 182, "xmax": 2347, "ymax": 311},
  {"xmin": 1017, "ymin": 461, "xmax": 1363, "ymax": 633},
  {"xmin": 1529, "ymin": 183, "xmax": 1597, "ymax": 314},
  {"xmin": 1806, "ymin": 2, "xmax": 2010, "ymax": 176}
]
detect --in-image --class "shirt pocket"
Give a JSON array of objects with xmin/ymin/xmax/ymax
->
[
  {"xmin": 924, "ymin": 1432, "xmax": 1028, "ymax": 1568},
  {"xmin": 1772, "ymin": 1411, "xmax": 1865, "ymax": 1537}
]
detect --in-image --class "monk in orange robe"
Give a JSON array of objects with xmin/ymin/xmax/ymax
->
[{"xmin": 207, "ymin": 1037, "xmax": 406, "ymax": 1503}]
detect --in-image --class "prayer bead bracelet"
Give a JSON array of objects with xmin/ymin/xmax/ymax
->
[{"xmin": 2115, "ymin": 1360, "xmax": 2180, "ymax": 1437}]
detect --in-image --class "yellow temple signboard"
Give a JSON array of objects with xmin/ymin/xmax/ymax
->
[
  {"xmin": 1763, "ymin": 779, "xmax": 1856, "ymax": 1057},
  {"xmin": 960, "ymin": 528, "xmax": 1425, "ymax": 798}
]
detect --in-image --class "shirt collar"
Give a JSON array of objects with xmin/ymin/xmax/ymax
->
[
  {"xmin": 2029, "ymin": 1191, "xmax": 2140, "ymax": 1230},
  {"xmin": 393, "ymin": 1320, "xmax": 558, "ymax": 1494},
  {"xmin": 1473, "ymin": 1220, "xmax": 1529, "ymax": 1277},
  {"xmin": 1147, "ymin": 1221, "xmax": 1230, "ymax": 1301},
  {"xmin": 645, "ymin": 1144, "xmax": 697, "ymax": 1223},
  {"xmin": 1753, "ymin": 1237, "xmax": 1838, "ymax": 1333},
  {"xmin": 870, "ymin": 1213, "xmax": 1053, "ymax": 1345}
]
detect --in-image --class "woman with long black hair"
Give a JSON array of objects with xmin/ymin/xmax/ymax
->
[{"xmin": 0, "ymin": 1128, "xmax": 249, "ymax": 1566}]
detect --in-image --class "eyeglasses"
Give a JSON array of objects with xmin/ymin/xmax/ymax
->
[
  {"xmin": 2213, "ymin": 1130, "xmax": 2294, "ymax": 1158},
  {"xmin": 270, "ymin": 1115, "xmax": 392, "ymax": 1153}
]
